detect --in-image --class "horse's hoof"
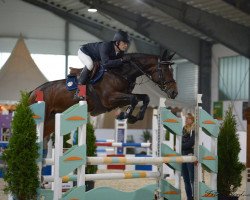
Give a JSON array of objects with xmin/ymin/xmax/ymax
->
[
  {"xmin": 127, "ymin": 116, "xmax": 137, "ymax": 124},
  {"xmin": 116, "ymin": 112, "xmax": 126, "ymax": 120}
]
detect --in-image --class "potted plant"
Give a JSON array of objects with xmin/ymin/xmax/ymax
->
[
  {"xmin": 126, "ymin": 135, "xmax": 135, "ymax": 154},
  {"xmin": 2, "ymin": 92, "xmax": 39, "ymax": 200},
  {"xmin": 141, "ymin": 129, "xmax": 152, "ymax": 143},
  {"xmin": 217, "ymin": 106, "xmax": 245, "ymax": 200}
]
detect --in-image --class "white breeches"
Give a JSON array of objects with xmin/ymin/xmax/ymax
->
[{"xmin": 78, "ymin": 49, "xmax": 94, "ymax": 70}]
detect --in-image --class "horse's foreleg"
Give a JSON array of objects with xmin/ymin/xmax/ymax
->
[
  {"xmin": 118, "ymin": 95, "xmax": 139, "ymax": 120},
  {"xmin": 134, "ymin": 94, "xmax": 150, "ymax": 121},
  {"xmin": 108, "ymin": 93, "xmax": 138, "ymax": 121}
]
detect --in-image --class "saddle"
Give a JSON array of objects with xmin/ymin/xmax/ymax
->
[
  {"xmin": 66, "ymin": 62, "xmax": 106, "ymax": 91},
  {"xmin": 69, "ymin": 62, "xmax": 100, "ymax": 79}
]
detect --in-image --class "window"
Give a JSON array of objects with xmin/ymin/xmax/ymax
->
[
  {"xmin": 175, "ymin": 62, "xmax": 198, "ymax": 105},
  {"xmin": 219, "ymin": 56, "xmax": 250, "ymax": 101}
]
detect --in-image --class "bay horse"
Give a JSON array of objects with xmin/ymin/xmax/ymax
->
[{"xmin": 28, "ymin": 51, "xmax": 178, "ymax": 140}]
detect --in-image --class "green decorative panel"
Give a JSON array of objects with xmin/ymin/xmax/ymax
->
[
  {"xmin": 61, "ymin": 185, "xmax": 85, "ymax": 200},
  {"xmin": 29, "ymin": 102, "xmax": 45, "ymax": 124},
  {"xmin": 199, "ymin": 182, "xmax": 218, "ymax": 200},
  {"xmin": 37, "ymin": 189, "xmax": 54, "ymax": 200},
  {"xmin": 60, "ymin": 103, "xmax": 88, "ymax": 136},
  {"xmin": 161, "ymin": 108, "xmax": 182, "ymax": 136},
  {"xmin": 60, "ymin": 144, "xmax": 86, "ymax": 176},
  {"xmin": 199, "ymin": 109, "xmax": 219, "ymax": 138},
  {"xmin": 86, "ymin": 184, "xmax": 157, "ymax": 200},
  {"xmin": 160, "ymin": 179, "xmax": 181, "ymax": 200},
  {"xmin": 199, "ymin": 145, "xmax": 218, "ymax": 173},
  {"xmin": 161, "ymin": 143, "xmax": 181, "ymax": 171}
]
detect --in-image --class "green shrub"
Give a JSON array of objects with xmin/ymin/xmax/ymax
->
[
  {"xmin": 2, "ymin": 92, "xmax": 39, "ymax": 200},
  {"xmin": 86, "ymin": 122, "xmax": 97, "ymax": 174},
  {"xmin": 217, "ymin": 106, "xmax": 245, "ymax": 196}
]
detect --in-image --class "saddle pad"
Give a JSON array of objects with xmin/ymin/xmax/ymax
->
[
  {"xmin": 66, "ymin": 75, "xmax": 78, "ymax": 91},
  {"xmin": 66, "ymin": 65, "xmax": 106, "ymax": 91},
  {"xmin": 89, "ymin": 65, "xmax": 106, "ymax": 84}
]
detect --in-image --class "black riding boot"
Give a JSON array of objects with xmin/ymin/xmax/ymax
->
[
  {"xmin": 74, "ymin": 67, "xmax": 90, "ymax": 100},
  {"xmin": 78, "ymin": 67, "xmax": 90, "ymax": 85}
]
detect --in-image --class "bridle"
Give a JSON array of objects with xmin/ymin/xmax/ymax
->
[
  {"xmin": 130, "ymin": 58, "xmax": 176, "ymax": 92},
  {"xmin": 157, "ymin": 58, "xmax": 176, "ymax": 91}
]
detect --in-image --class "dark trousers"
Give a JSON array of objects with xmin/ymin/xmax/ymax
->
[{"xmin": 182, "ymin": 162, "xmax": 194, "ymax": 200}]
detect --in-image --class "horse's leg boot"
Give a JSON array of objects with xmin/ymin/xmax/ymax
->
[{"xmin": 74, "ymin": 67, "xmax": 90, "ymax": 100}]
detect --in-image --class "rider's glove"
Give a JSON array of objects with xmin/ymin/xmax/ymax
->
[{"xmin": 121, "ymin": 57, "xmax": 130, "ymax": 63}]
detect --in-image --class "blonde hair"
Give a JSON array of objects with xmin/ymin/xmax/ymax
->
[{"xmin": 183, "ymin": 113, "xmax": 195, "ymax": 133}]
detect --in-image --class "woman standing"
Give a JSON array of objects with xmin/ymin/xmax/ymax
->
[{"xmin": 182, "ymin": 113, "xmax": 195, "ymax": 200}]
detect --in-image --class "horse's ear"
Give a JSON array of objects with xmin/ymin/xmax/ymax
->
[
  {"xmin": 161, "ymin": 50, "xmax": 168, "ymax": 61},
  {"xmin": 168, "ymin": 52, "xmax": 176, "ymax": 61}
]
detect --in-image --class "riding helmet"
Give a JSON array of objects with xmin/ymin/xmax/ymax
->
[{"xmin": 113, "ymin": 30, "xmax": 130, "ymax": 43}]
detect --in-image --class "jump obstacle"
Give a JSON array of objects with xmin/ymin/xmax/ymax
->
[
  {"xmin": 95, "ymin": 118, "xmax": 154, "ymax": 171},
  {"xmin": 29, "ymin": 93, "xmax": 218, "ymax": 200},
  {"xmin": 93, "ymin": 120, "xmax": 152, "ymax": 155}
]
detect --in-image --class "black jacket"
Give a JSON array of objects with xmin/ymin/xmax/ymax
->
[
  {"xmin": 80, "ymin": 41, "xmax": 123, "ymax": 68},
  {"xmin": 181, "ymin": 128, "xmax": 195, "ymax": 155}
]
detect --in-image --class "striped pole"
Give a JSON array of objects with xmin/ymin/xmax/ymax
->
[
  {"xmin": 96, "ymin": 148, "xmax": 115, "ymax": 153},
  {"xmin": 44, "ymin": 171, "xmax": 160, "ymax": 183},
  {"xmin": 87, "ymin": 155, "xmax": 197, "ymax": 165},
  {"xmin": 43, "ymin": 155, "xmax": 197, "ymax": 166},
  {"xmin": 96, "ymin": 139, "xmax": 115, "ymax": 142},
  {"xmin": 95, "ymin": 142, "xmax": 151, "ymax": 148}
]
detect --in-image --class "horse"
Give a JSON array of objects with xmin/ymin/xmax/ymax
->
[{"xmin": 28, "ymin": 51, "xmax": 178, "ymax": 140}]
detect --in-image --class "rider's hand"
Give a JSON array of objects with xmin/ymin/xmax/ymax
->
[{"xmin": 121, "ymin": 57, "xmax": 130, "ymax": 63}]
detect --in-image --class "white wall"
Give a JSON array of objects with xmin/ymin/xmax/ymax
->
[{"xmin": 0, "ymin": 0, "xmax": 100, "ymax": 55}]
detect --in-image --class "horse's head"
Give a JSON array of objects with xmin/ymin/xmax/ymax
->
[
  {"xmin": 126, "ymin": 52, "xmax": 178, "ymax": 99},
  {"xmin": 148, "ymin": 51, "xmax": 178, "ymax": 99}
]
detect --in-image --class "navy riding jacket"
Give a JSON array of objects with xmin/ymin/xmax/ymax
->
[
  {"xmin": 80, "ymin": 41, "xmax": 124, "ymax": 68},
  {"xmin": 181, "ymin": 129, "xmax": 195, "ymax": 155}
]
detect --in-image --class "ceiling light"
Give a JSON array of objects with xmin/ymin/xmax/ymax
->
[{"xmin": 88, "ymin": 8, "xmax": 97, "ymax": 12}]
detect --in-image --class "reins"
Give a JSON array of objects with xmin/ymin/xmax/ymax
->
[{"xmin": 129, "ymin": 59, "xmax": 175, "ymax": 92}]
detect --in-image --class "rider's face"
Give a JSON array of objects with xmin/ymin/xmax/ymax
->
[
  {"xmin": 185, "ymin": 116, "xmax": 194, "ymax": 125},
  {"xmin": 118, "ymin": 41, "xmax": 129, "ymax": 51}
]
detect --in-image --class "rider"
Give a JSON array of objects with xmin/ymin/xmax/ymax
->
[{"xmin": 75, "ymin": 30, "xmax": 130, "ymax": 99}]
